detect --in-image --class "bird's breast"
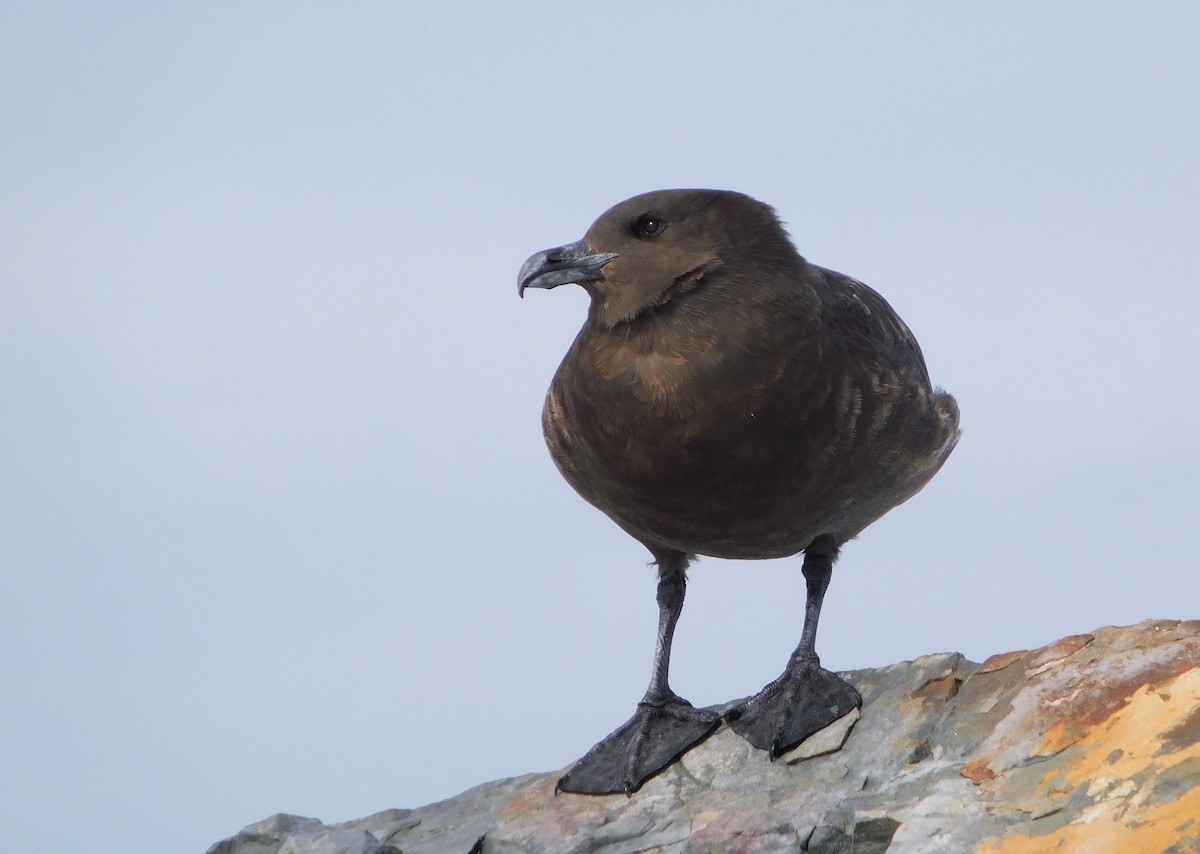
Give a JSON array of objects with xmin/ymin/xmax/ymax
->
[
  {"xmin": 542, "ymin": 333, "xmax": 826, "ymax": 555},
  {"xmin": 588, "ymin": 332, "xmax": 716, "ymax": 406}
]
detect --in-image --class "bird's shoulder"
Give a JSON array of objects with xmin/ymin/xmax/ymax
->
[{"xmin": 816, "ymin": 265, "xmax": 933, "ymax": 388}]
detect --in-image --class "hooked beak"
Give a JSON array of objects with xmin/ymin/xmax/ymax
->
[{"xmin": 518, "ymin": 239, "xmax": 618, "ymax": 298}]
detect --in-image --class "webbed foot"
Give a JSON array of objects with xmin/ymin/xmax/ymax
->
[
  {"xmin": 725, "ymin": 657, "xmax": 861, "ymax": 759},
  {"xmin": 557, "ymin": 696, "xmax": 720, "ymax": 795}
]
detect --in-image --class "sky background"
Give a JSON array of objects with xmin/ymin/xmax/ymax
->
[{"xmin": 3, "ymin": 4, "xmax": 1198, "ymax": 853}]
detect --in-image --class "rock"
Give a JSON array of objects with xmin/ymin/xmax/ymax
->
[
  {"xmin": 207, "ymin": 813, "xmax": 409, "ymax": 854},
  {"xmin": 208, "ymin": 620, "xmax": 1200, "ymax": 853}
]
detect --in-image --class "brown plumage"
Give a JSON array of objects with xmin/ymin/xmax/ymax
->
[{"xmin": 519, "ymin": 189, "xmax": 959, "ymax": 795}]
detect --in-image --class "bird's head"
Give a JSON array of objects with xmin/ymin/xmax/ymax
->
[{"xmin": 518, "ymin": 189, "xmax": 796, "ymax": 328}]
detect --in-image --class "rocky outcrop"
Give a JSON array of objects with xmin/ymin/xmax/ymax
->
[{"xmin": 209, "ymin": 620, "xmax": 1200, "ymax": 853}]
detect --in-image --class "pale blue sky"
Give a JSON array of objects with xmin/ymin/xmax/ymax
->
[{"xmin": 2, "ymin": 4, "xmax": 1198, "ymax": 853}]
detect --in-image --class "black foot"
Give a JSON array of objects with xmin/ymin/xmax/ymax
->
[
  {"xmin": 556, "ymin": 697, "xmax": 721, "ymax": 795},
  {"xmin": 725, "ymin": 659, "xmax": 861, "ymax": 759}
]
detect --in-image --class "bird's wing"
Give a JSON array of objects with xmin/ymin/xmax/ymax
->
[{"xmin": 816, "ymin": 265, "xmax": 933, "ymax": 389}]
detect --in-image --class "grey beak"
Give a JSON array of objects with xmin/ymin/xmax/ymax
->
[{"xmin": 518, "ymin": 239, "xmax": 618, "ymax": 298}]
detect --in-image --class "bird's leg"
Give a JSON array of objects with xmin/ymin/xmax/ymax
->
[
  {"xmin": 642, "ymin": 551, "xmax": 688, "ymax": 705},
  {"xmin": 725, "ymin": 539, "xmax": 862, "ymax": 759},
  {"xmin": 556, "ymin": 550, "xmax": 721, "ymax": 796}
]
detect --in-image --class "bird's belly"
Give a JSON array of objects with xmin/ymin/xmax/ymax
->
[
  {"xmin": 545, "ymin": 383, "xmax": 953, "ymax": 560},
  {"xmin": 548, "ymin": 412, "xmax": 844, "ymax": 558}
]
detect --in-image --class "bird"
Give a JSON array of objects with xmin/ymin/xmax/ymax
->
[{"xmin": 517, "ymin": 189, "xmax": 960, "ymax": 796}]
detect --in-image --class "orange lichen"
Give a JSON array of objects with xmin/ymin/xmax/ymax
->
[
  {"xmin": 962, "ymin": 760, "xmax": 997, "ymax": 785},
  {"xmin": 977, "ymin": 667, "xmax": 1200, "ymax": 853},
  {"xmin": 977, "ymin": 785, "xmax": 1200, "ymax": 853}
]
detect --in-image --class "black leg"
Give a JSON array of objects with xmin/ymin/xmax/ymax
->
[
  {"xmin": 557, "ymin": 549, "xmax": 721, "ymax": 795},
  {"xmin": 725, "ymin": 538, "xmax": 861, "ymax": 758}
]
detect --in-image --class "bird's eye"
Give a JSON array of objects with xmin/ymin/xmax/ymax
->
[{"xmin": 633, "ymin": 213, "xmax": 667, "ymax": 238}]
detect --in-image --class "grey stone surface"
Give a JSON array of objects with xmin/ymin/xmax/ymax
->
[{"xmin": 208, "ymin": 620, "xmax": 1200, "ymax": 854}]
